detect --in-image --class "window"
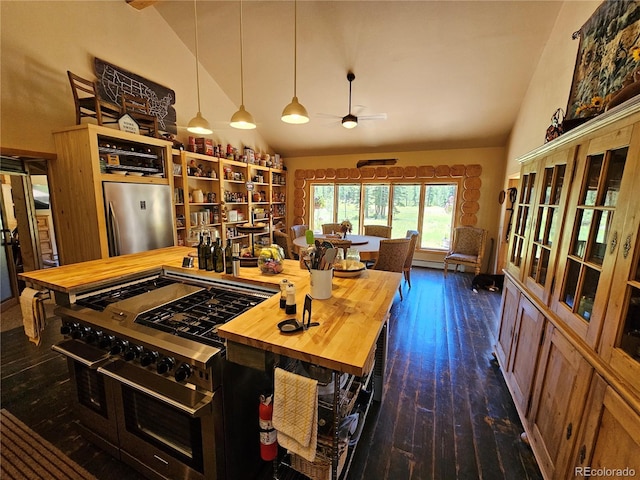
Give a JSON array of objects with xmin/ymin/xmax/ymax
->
[
  {"xmin": 312, "ymin": 184, "xmax": 334, "ymax": 231},
  {"xmin": 310, "ymin": 181, "xmax": 458, "ymax": 251}
]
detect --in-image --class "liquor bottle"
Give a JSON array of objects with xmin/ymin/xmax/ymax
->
[
  {"xmin": 214, "ymin": 238, "xmax": 224, "ymax": 273},
  {"xmin": 225, "ymin": 239, "xmax": 233, "ymax": 274},
  {"xmin": 205, "ymin": 235, "xmax": 214, "ymax": 271},
  {"xmin": 197, "ymin": 233, "xmax": 206, "ymax": 270}
]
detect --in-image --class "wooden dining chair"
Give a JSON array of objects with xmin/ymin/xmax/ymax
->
[
  {"xmin": 273, "ymin": 230, "xmax": 295, "ymax": 259},
  {"xmin": 404, "ymin": 230, "xmax": 419, "ymax": 288},
  {"xmin": 328, "ymin": 238, "xmax": 352, "ymax": 255},
  {"xmin": 372, "ymin": 238, "xmax": 411, "ymax": 300},
  {"xmin": 443, "ymin": 226, "xmax": 487, "ymax": 276},
  {"xmin": 67, "ymin": 71, "xmax": 120, "ymax": 125},
  {"xmin": 121, "ymin": 93, "xmax": 159, "ymax": 138},
  {"xmin": 322, "ymin": 223, "xmax": 342, "ymax": 234},
  {"xmin": 364, "ymin": 225, "xmax": 392, "ymax": 238}
]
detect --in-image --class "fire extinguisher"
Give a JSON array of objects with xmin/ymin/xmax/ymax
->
[{"xmin": 259, "ymin": 394, "xmax": 278, "ymax": 461}]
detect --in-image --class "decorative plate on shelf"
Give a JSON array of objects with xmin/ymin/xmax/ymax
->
[{"xmin": 110, "ymin": 170, "xmax": 127, "ymax": 175}]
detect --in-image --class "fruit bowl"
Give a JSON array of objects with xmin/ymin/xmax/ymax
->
[{"xmin": 257, "ymin": 244, "xmax": 285, "ymax": 274}]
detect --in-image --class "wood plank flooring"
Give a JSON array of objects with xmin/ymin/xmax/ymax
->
[{"xmin": 1, "ymin": 267, "xmax": 541, "ymax": 480}]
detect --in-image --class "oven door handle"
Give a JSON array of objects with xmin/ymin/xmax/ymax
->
[
  {"xmin": 97, "ymin": 365, "xmax": 213, "ymax": 417},
  {"xmin": 52, "ymin": 341, "xmax": 111, "ymax": 369}
]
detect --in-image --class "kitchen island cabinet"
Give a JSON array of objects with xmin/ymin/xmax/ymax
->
[{"xmin": 20, "ymin": 246, "xmax": 400, "ymax": 480}]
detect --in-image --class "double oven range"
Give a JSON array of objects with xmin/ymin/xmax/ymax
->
[{"xmin": 52, "ymin": 269, "xmax": 278, "ymax": 480}]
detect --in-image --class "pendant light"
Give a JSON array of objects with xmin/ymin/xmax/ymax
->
[
  {"xmin": 230, "ymin": 0, "xmax": 256, "ymax": 129},
  {"xmin": 187, "ymin": 0, "xmax": 213, "ymax": 135},
  {"xmin": 281, "ymin": 0, "xmax": 309, "ymax": 124}
]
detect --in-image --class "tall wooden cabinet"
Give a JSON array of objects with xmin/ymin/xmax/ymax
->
[
  {"xmin": 497, "ymin": 99, "xmax": 640, "ymax": 479},
  {"xmin": 51, "ymin": 124, "xmax": 175, "ymax": 265}
]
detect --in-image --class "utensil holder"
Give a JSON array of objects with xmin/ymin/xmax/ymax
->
[{"xmin": 310, "ymin": 269, "xmax": 333, "ymax": 299}]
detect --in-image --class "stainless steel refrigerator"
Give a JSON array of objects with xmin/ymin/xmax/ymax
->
[{"xmin": 103, "ymin": 182, "xmax": 174, "ymax": 257}]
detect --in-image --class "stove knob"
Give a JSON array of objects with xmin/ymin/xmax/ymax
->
[
  {"xmin": 109, "ymin": 339, "xmax": 129, "ymax": 355},
  {"xmin": 71, "ymin": 325, "xmax": 90, "ymax": 340},
  {"xmin": 85, "ymin": 329, "xmax": 102, "ymax": 344},
  {"xmin": 156, "ymin": 356, "xmax": 176, "ymax": 375},
  {"xmin": 174, "ymin": 363, "xmax": 193, "ymax": 382},
  {"xmin": 60, "ymin": 322, "xmax": 78, "ymax": 335},
  {"xmin": 140, "ymin": 350, "xmax": 159, "ymax": 367},
  {"xmin": 99, "ymin": 334, "xmax": 115, "ymax": 349},
  {"xmin": 123, "ymin": 345, "xmax": 143, "ymax": 361}
]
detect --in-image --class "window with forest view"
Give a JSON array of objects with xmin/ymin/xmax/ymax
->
[{"xmin": 310, "ymin": 182, "xmax": 457, "ymax": 251}]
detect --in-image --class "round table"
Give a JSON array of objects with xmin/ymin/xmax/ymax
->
[{"xmin": 292, "ymin": 234, "xmax": 382, "ymax": 261}]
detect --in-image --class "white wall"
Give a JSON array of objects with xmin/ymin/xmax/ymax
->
[
  {"xmin": 0, "ymin": 1, "xmax": 271, "ymax": 155},
  {"xmin": 505, "ymin": 1, "xmax": 601, "ymax": 178}
]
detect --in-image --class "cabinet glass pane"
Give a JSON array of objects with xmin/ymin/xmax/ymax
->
[
  {"xmin": 577, "ymin": 266, "xmax": 600, "ymax": 322},
  {"xmin": 587, "ymin": 210, "xmax": 611, "ymax": 266},
  {"xmin": 547, "ymin": 208, "xmax": 558, "ymax": 246},
  {"xmin": 603, "ymin": 147, "xmax": 627, "ymax": 207},
  {"xmin": 572, "ymin": 209, "xmax": 593, "ymax": 258},
  {"xmin": 583, "ymin": 155, "xmax": 604, "ymax": 206},
  {"xmin": 563, "ymin": 259, "xmax": 581, "ymax": 309},
  {"xmin": 620, "ymin": 286, "xmax": 640, "ymax": 361},
  {"xmin": 511, "ymin": 238, "xmax": 524, "ymax": 266},
  {"xmin": 551, "ymin": 165, "xmax": 566, "ymax": 205},
  {"xmin": 522, "ymin": 173, "xmax": 536, "ymax": 203},
  {"xmin": 539, "ymin": 248, "xmax": 550, "ymax": 285},
  {"xmin": 530, "ymin": 244, "xmax": 540, "ymax": 278},
  {"xmin": 542, "ymin": 168, "xmax": 553, "ymax": 204},
  {"xmin": 535, "ymin": 207, "xmax": 547, "ymax": 243}
]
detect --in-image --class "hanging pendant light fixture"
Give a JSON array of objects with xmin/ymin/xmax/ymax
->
[
  {"xmin": 230, "ymin": 0, "xmax": 256, "ymax": 129},
  {"xmin": 187, "ymin": 0, "xmax": 212, "ymax": 135},
  {"xmin": 281, "ymin": 0, "xmax": 309, "ymax": 124},
  {"xmin": 342, "ymin": 72, "xmax": 358, "ymax": 129}
]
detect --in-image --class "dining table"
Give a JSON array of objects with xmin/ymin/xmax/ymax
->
[{"xmin": 292, "ymin": 234, "xmax": 383, "ymax": 261}]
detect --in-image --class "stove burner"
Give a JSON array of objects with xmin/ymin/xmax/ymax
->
[
  {"xmin": 134, "ymin": 286, "xmax": 269, "ymax": 347},
  {"xmin": 76, "ymin": 277, "xmax": 176, "ymax": 311}
]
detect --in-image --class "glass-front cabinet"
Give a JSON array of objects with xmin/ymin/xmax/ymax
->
[
  {"xmin": 551, "ymin": 126, "xmax": 638, "ymax": 348},
  {"xmin": 506, "ymin": 161, "xmax": 537, "ymax": 280},
  {"xmin": 523, "ymin": 148, "xmax": 575, "ymax": 303},
  {"xmin": 599, "ymin": 148, "xmax": 640, "ymax": 398}
]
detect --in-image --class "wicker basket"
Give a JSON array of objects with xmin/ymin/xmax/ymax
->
[{"xmin": 290, "ymin": 442, "xmax": 348, "ymax": 480}]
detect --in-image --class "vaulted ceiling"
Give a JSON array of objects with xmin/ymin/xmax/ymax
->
[{"xmin": 154, "ymin": 1, "xmax": 564, "ymax": 157}]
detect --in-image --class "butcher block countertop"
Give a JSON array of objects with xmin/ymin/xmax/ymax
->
[{"xmin": 19, "ymin": 246, "xmax": 401, "ymax": 376}]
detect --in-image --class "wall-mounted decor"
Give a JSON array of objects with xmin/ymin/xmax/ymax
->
[
  {"xmin": 565, "ymin": 0, "xmax": 640, "ymax": 121},
  {"xmin": 94, "ymin": 57, "xmax": 177, "ymax": 134}
]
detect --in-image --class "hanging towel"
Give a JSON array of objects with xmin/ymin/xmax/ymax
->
[
  {"xmin": 272, "ymin": 367, "xmax": 318, "ymax": 462},
  {"xmin": 20, "ymin": 287, "xmax": 45, "ymax": 346}
]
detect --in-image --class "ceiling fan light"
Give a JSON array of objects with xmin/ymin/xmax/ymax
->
[
  {"xmin": 342, "ymin": 114, "xmax": 358, "ymax": 129},
  {"xmin": 230, "ymin": 105, "xmax": 256, "ymax": 129},
  {"xmin": 187, "ymin": 111, "xmax": 213, "ymax": 134},
  {"xmin": 282, "ymin": 96, "xmax": 309, "ymax": 124}
]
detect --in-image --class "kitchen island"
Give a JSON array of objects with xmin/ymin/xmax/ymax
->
[{"xmin": 19, "ymin": 246, "xmax": 401, "ymax": 480}]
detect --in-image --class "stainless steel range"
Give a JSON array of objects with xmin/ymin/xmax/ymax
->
[{"xmin": 52, "ymin": 270, "xmax": 277, "ymax": 480}]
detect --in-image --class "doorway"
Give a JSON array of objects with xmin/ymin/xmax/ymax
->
[{"xmin": 0, "ymin": 149, "xmax": 57, "ymax": 310}]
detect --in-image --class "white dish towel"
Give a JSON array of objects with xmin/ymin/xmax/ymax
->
[{"xmin": 272, "ymin": 367, "xmax": 318, "ymax": 462}]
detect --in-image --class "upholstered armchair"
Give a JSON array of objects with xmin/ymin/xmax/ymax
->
[
  {"xmin": 273, "ymin": 230, "xmax": 295, "ymax": 259},
  {"xmin": 443, "ymin": 227, "xmax": 487, "ymax": 276}
]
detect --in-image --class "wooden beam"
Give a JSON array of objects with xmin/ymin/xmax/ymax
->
[{"xmin": 126, "ymin": 0, "xmax": 158, "ymax": 10}]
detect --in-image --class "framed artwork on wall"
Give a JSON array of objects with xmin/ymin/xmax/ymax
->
[{"xmin": 565, "ymin": 0, "xmax": 640, "ymax": 121}]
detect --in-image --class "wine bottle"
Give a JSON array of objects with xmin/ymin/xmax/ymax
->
[
  {"xmin": 214, "ymin": 238, "xmax": 224, "ymax": 273},
  {"xmin": 225, "ymin": 239, "xmax": 233, "ymax": 274},
  {"xmin": 205, "ymin": 235, "xmax": 214, "ymax": 271},
  {"xmin": 197, "ymin": 233, "xmax": 206, "ymax": 270}
]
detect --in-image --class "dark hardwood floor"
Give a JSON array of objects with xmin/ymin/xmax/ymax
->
[{"xmin": 1, "ymin": 267, "xmax": 541, "ymax": 480}]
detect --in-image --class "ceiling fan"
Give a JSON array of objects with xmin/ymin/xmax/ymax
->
[{"xmin": 318, "ymin": 71, "xmax": 387, "ymax": 128}]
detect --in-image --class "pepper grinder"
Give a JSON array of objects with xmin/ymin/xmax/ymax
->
[
  {"xmin": 279, "ymin": 279, "xmax": 289, "ymax": 309},
  {"xmin": 285, "ymin": 283, "xmax": 297, "ymax": 315}
]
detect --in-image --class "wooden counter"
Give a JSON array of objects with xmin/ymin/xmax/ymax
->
[{"xmin": 19, "ymin": 246, "xmax": 401, "ymax": 376}]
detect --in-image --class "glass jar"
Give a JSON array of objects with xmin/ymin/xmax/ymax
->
[{"xmin": 258, "ymin": 244, "xmax": 285, "ymax": 274}]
